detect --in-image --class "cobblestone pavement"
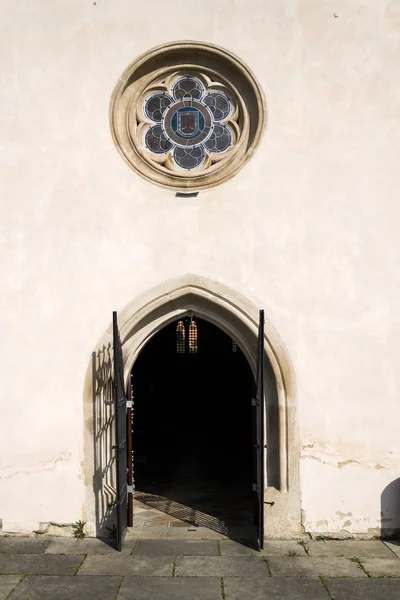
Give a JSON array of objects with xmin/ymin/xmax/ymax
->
[{"xmin": 0, "ymin": 537, "xmax": 399, "ymax": 599}]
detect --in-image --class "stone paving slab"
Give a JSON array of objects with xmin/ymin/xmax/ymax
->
[
  {"xmin": 164, "ymin": 527, "xmax": 228, "ymax": 540},
  {"xmin": 126, "ymin": 526, "xmax": 226, "ymax": 540},
  {"xmin": 0, "ymin": 576, "xmax": 21, "ymax": 599},
  {"xmin": 145, "ymin": 516, "xmax": 171, "ymax": 525},
  {"xmin": 118, "ymin": 576, "xmax": 222, "ymax": 599},
  {"xmin": 0, "ymin": 538, "xmax": 51, "ymax": 554},
  {"xmin": 261, "ymin": 541, "xmax": 308, "ymax": 556},
  {"xmin": 267, "ymin": 556, "xmax": 366, "ymax": 578},
  {"xmin": 224, "ymin": 577, "xmax": 328, "ymax": 599},
  {"xmin": 219, "ymin": 540, "xmax": 260, "ymax": 555},
  {"xmin": 362, "ymin": 558, "xmax": 400, "ymax": 577},
  {"xmin": 0, "ymin": 554, "xmax": 82, "ymax": 575},
  {"xmin": 224, "ymin": 527, "xmax": 257, "ymax": 540},
  {"xmin": 45, "ymin": 538, "xmax": 133, "ymax": 555},
  {"xmin": 384, "ymin": 541, "xmax": 400, "ymax": 557},
  {"xmin": 134, "ymin": 540, "xmax": 218, "ymax": 555},
  {"xmin": 325, "ymin": 577, "xmax": 400, "ymax": 599},
  {"xmin": 306, "ymin": 540, "xmax": 394, "ymax": 558},
  {"xmin": 126, "ymin": 528, "xmax": 171, "ymax": 539},
  {"xmin": 129, "ymin": 525, "xmax": 257, "ymax": 541},
  {"xmin": 134, "ymin": 510, "xmax": 161, "ymax": 519},
  {"xmin": 7, "ymin": 575, "xmax": 122, "ymax": 600},
  {"xmin": 78, "ymin": 554, "xmax": 174, "ymax": 576},
  {"xmin": 175, "ymin": 556, "xmax": 270, "ymax": 577}
]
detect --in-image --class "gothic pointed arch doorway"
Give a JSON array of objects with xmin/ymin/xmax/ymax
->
[
  {"xmin": 130, "ymin": 315, "xmax": 256, "ymax": 538},
  {"xmin": 83, "ymin": 275, "xmax": 301, "ymax": 545}
]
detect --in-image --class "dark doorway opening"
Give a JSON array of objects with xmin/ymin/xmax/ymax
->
[{"xmin": 130, "ymin": 316, "xmax": 256, "ymax": 539}]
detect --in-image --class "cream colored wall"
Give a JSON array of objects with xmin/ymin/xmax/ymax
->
[{"xmin": 1, "ymin": 0, "xmax": 400, "ymax": 535}]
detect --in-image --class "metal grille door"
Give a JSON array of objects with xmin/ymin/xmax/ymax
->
[
  {"xmin": 113, "ymin": 311, "xmax": 128, "ymax": 551},
  {"xmin": 253, "ymin": 309, "xmax": 265, "ymax": 549}
]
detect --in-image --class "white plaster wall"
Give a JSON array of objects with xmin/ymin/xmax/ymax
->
[{"xmin": 1, "ymin": 0, "xmax": 400, "ymax": 534}]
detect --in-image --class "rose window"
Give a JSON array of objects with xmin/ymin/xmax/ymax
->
[
  {"xmin": 143, "ymin": 77, "xmax": 235, "ymax": 170},
  {"xmin": 110, "ymin": 42, "xmax": 266, "ymax": 191}
]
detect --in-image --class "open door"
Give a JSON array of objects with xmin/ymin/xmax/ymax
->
[
  {"xmin": 127, "ymin": 372, "xmax": 134, "ymax": 527},
  {"xmin": 253, "ymin": 309, "xmax": 265, "ymax": 549},
  {"xmin": 113, "ymin": 311, "xmax": 128, "ymax": 551}
]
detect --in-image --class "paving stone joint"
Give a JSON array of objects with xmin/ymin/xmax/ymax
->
[{"xmin": 0, "ymin": 538, "xmax": 399, "ymax": 599}]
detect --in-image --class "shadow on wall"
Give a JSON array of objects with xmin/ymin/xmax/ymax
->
[
  {"xmin": 381, "ymin": 478, "xmax": 400, "ymax": 540},
  {"xmin": 88, "ymin": 326, "xmax": 280, "ymax": 543},
  {"xmin": 91, "ymin": 348, "xmax": 118, "ymax": 540}
]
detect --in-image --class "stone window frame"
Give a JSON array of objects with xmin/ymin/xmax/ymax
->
[{"xmin": 110, "ymin": 41, "xmax": 267, "ymax": 192}]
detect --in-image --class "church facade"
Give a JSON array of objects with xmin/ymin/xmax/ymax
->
[{"xmin": 1, "ymin": 1, "xmax": 400, "ymax": 542}]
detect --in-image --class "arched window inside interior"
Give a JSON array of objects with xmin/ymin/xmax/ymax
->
[
  {"xmin": 176, "ymin": 320, "xmax": 185, "ymax": 353},
  {"xmin": 189, "ymin": 318, "xmax": 198, "ymax": 354}
]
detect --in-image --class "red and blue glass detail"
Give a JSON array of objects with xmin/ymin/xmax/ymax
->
[
  {"xmin": 144, "ymin": 77, "xmax": 233, "ymax": 170},
  {"xmin": 174, "ymin": 108, "xmax": 204, "ymax": 140}
]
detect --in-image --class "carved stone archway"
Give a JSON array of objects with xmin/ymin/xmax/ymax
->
[{"xmin": 83, "ymin": 274, "xmax": 301, "ymax": 539}]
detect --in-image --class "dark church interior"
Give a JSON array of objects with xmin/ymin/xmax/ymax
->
[{"xmin": 131, "ymin": 316, "xmax": 256, "ymax": 534}]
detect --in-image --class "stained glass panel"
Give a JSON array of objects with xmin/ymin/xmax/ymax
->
[
  {"xmin": 204, "ymin": 124, "xmax": 232, "ymax": 154},
  {"xmin": 173, "ymin": 145, "xmax": 205, "ymax": 170},
  {"xmin": 143, "ymin": 77, "xmax": 234, "ymax": 169},
  {"xmin": 189, "ymin": 320, "xmax": 198, "ymax": 354},
  {"xmin": 203, "ymin": 92, "xmax": 231, "ymax": 121},
  {"xmin": 176, "ymin": 321, "xmax": 185, "ymax": 353},
  {"xmin": 145, "ymin": 125, "xmax": 173, "ymax": 154},
  {"xmin": 144, "ymin": 93, "xmax": 173, "ymax": 122},
  {"xmin": 172, "ymin": 77, "xmax": 204, "ymax": 101}
]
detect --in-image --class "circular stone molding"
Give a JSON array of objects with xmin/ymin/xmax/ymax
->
[{"xmin": 110, "ymin": 41, "xmax": 267, "ymax": 192}]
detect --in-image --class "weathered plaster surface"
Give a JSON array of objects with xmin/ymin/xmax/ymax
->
[
  {"xmin": 1, "ymin": 0, "xmax": 400, "ymax": 535},
  {"xmin": 300, "ymin": 442, "xmax": 400, "ymax": 535}
]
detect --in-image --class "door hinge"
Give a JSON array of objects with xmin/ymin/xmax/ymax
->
[
  {"xmin": 126, "ymin": 400, "xmax": 133, "ymax": 408},
  {"xmin": 112, "ymin": 440, "xmax": 126, "ymax": 452},
  {"xmin": 127, "ymin": 485, "xmax": 134, "ymax": 494},
  {"xmin": 252, "ymin": 483, "xmax": 258, "ymax": 492},
  {"xmin": 251, "ymin": 398, "xmax": 257, "ymax": 406}
]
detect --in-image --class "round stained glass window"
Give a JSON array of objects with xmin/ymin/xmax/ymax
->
[
  {"xmin": 110, "ymin": 42, "xmax": 266, "ymax": 191},
  {"xmin": 143, "ymin": 77, "xmax": 233, "ymax": 171}
]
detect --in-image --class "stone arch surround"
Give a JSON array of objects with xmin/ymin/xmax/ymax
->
[
  {"xmin": 109, "ymin": 41, "xmax": 267, "ymax": 191},
  {"xmin": 83, "ymin": 274, "xmax": 301, "ymax": 538}
]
